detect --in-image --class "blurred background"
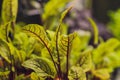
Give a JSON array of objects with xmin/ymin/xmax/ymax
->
[{"xmin": 0, "ymin": 0, "xmax": 120, "ymax": 80}]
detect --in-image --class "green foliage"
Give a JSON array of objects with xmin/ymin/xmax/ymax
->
[
  {"xmin": 22, "ymin": 23, "xmax": 92, "ymax": 79},
  {"xmin": 22, "ymin": 7, "xmax": 92, "ymax": 80},
  {"xmin": 22, "ymin": 24, "xmax": 50, "ymax": 50},
  {"xmin": 22, "ymin": 58, "xmax": 55, "ymax": 77},
  {"xmin": 92, "ymin": 38, "xmax": 120, "ymax": 80},
  {"xmin": 1, "ymin": 0, "xmax": 120, "ymax": 80},
  {"xmin": 108, "ymin": 9, "xmax": 120, "ymax": 40}
]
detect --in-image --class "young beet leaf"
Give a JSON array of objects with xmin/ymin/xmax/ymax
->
[
  {"xmin": 58, "ymin": 32, "xmax": 77, "ymax": 78},
  {"xmin": 22, "ymin": 57, "xmax": 55, "ymax": 77},
  {"xmin": 78, "ymin": 51, "xmax": 92, "ymax": 72},
  {"xmin": 22, "ymin": 24, "xmax": 50, "ymax": 46},
  {"xmin": 53, "ymin": 6, "xmax": 73, "ymax": 79},
  {"xmin": 22, "ymin": 24, "xmax": 57, "ymax": 74}
]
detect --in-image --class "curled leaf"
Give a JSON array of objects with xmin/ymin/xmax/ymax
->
[{"xmin": 87, "ymin": 17, "xmax": 98, "ymax": 45}]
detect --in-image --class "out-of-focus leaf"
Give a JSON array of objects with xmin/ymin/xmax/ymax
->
[
  {"xmin": 0, "ymin": 39, "xmax": 11, "ymax": 63},
  {"xmin": 87, "ymin": 17, "xmax": 98, "ymax": 45},
  {"xmin": 77, "ymin": 30, "xmax": 91, "ymax": 50},
  {"xmin": 108, "ymin": 9, "xmax": 120, "ymax": 40},
  {"xmin": 8, "ymin": 43, "xmax": 21, "ymax": 62},
  {"xmin": 31, "ymin": 72, "xmax": 39, "ymax": 80},
  {"xmin": 15, "ymin": 74, "xmax": 26, "ymax": 80},
  {"xmin": 31, "ymin": 72, "xmax": 44, "ymax": 80},
  {"xmin": 69, "ymin": 66, "xmax": 86, "ymax": 80},
  {"xmin": 92, "ymin": 69, "xmax": 110, "ymax": 80},
  {"xmin": 46, "ymin": 30, "xmax": 55, "ymax": 40},
  {"xmin": 42, "ymin": 0, "xmax": 70, "ymax": 21},
  {"xmin": 70, "ymin": 31, "xmax": 92, "ymax": 67},
  {"xmin": 42, "ymin": 0, "xmax": 71, "ymax": 30},
  {"xmin": 0, "ymin": 71, "xmax": 10, "ymax": 76},
  {"xmin": 60, "ymin": 6, "xmax": 72, "ymax": 23},
  {"xmin": 2, "ymin": 0, "xmax": 18, "ymax": 23},
  {"xmin": 22, "ymin": 57, "xmax": 55, "ymax": 77},
  {"xmin": 93, "ymin": 38, "xmax": 120, "ymax": 64}
]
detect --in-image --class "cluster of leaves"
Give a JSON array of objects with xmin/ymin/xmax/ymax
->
[
  {"xmin": 91, "ymin": 38, "xmax": 120, "ymax": 80},
  {"xmin": 22, "ymin": 7, "xmax": 93, "ymax": 80},
  {"xmin": 1, "ymin": 0, "xmax": 120, "ymax": 80},
  {"xmin": 87, "ymin": 18, "xmax": 120, "ymax": 80},
  {"xmin": 0, "ymin": 0, "xmax": 93, "ymax": 80}
]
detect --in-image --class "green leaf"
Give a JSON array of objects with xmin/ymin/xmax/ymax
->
[
  {"xmin": 87, "ymin": 17, "xmax": 99, "ymax": 45},
  {"xmin": 0, "ymin": 71, "xmax": 10, "ymax": 76},
  {"xmin": 60, "ymin": 6, "xmax": 72, "ymax": 23},
  {"xmin": 23, "ymin": 24, "xmax": 50, "ymax": 46},
  {"xmin": 31, "ymin": 72, "xmax": 44, "ymax": 80},
  {"xmin": 22, "ymin": 57, "xmax": 55, "ymax": 77},
  {"xmin": 70, "ymin": 32, "xmax": 92, "ymax": 67},
  {"xmin": 92, "ymin": 68, "xmax": 110, "ymax": 80},
  {"xmin": 0, "ymin": 39, "xmax": 11, "ymax": 63},
  {"xmin": 76, "ymin": 30, "xmax": 91, "ymax": 50},
  {"xmin": 79, "ymin": 51, "xmax": 92, "ymax": 72},
  {"xmin": 13, "ymin": 32, "xmax": 37, "ymax": 59},
  {"xmin": 69, "ymin": 66, "xmax": 86, "ymax": 80},
  {"xmin": 22, "ymin": 24, "xmax": 51, "ymax": 53},
  {"xmin": 8, "ymin": 42, "xmax": 23, "ymax": 63},
  {"xmin": 23, "ymin": 24, "xmax": 57, "ymax": 73},
  {"xmin": 57, "ymin": 32, "xmax": 77, "ymax": 73},
  {"xmin": 59, "ymin": 32, "xmax": 77, "ymax": 55},
  {"xmin": 42, "ymin": 0, "xmax": 70, "ymax": 21},
  {"xmin": 108, "ymin": 9, "xmax": 120, "ymax": 40},
  {"xmin": 0, "ymin": 38, "xmax": 25, "ymax": 64},
  {"xmin": 106, "ymin": 52, "xmax": 120, "ymax": 71},
  {"xmin": 15, "ymin": 74, "xmax": 26, "ymax": 80},
  {"xmin": 46, "ymin": 30, "xmax": 55, "ymax": 40},
  {"xmin": 2, "ymin": 0, "xmax": 18, "ymax": 23}
]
